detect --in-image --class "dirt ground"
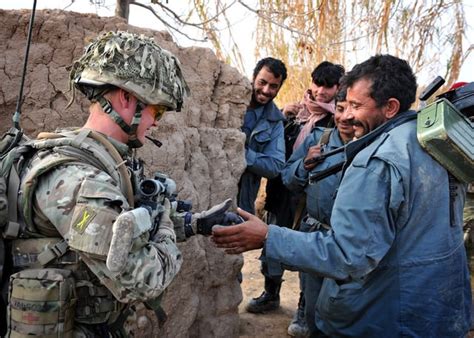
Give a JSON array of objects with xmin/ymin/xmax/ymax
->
[{"xmin": 239, "ymin": 250, "xmax": 300, "ymax": 338}]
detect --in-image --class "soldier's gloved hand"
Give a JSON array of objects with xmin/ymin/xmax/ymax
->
[
  {"xmin": 185, "ymin": 199, "xmax": 244, "ymax": 236},
  {"xmin": 152, "ymin": 198, "xmax": 176, "ymax": 242}
]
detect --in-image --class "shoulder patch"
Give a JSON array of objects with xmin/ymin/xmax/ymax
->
[{"xmin": 72, "ymin": 207, "xmax": 97, "ymax": 234}]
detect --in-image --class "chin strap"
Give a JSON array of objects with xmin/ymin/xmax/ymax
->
[{"xmin": 97, "ymin": 96, "xmax": 144, "ymax": 148}]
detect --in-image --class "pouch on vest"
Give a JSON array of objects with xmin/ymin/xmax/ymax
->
[
  {"xmin": 417, "ymin": 98, "xmax": 473, "ymax": 183},
  {"xmin": 7, "ymin": 268, "xmax": 76, "ymax": 338}
]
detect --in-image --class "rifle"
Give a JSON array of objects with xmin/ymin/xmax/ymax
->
[
  {"xmin": 307, "ymin": 76, "xmax": 454, "ymax": 185},
  {"xmin": 127, "ymin": 156, "xmax": 192, "ymax": 240},
  {"xmin": 136, "ymin": 171, "xmax": 192, "ymax": 240},
  {"xmin": 308, "ymin": 111, "xmax": 418, "ymax": 184}
]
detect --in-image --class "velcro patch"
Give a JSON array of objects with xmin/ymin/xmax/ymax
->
[{"xmin": 72, "ymin": 207, "xmax": 96, "ymax": 234}]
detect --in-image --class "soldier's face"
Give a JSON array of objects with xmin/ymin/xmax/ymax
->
[
  {"xmin": 346, "ymin": 78, "xmax": 388, "ymax": 139},
  {"xmin": 137, "ymin": 104, "xmax": 165, "ymax": 143},
  {"xmin": 251, "ymin": 66, "xmax": 283, "ymax": 106}
]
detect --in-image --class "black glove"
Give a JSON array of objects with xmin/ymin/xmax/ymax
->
[{"xmin": 186, "ymin": 199, "xmax": 244, "ymax": 236}]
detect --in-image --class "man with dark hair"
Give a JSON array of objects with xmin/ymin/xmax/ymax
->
[
  {"xmin": 250, "ymin": 61, "xmax": 344, "ymax": 325},
  {"xmin": 238, "ymin": 57, "xmax": 287, "ymax": 214},
  {"xmin": 214, "ymin": 54, "xmax": 471, "ymax": 336},
  {"xmin": 282, "ymin": 61, "xmax": 345, "ymax": 135},
  {"xmin": 282, "ymin": 86, "xmax": 353, "ymax": 336}
]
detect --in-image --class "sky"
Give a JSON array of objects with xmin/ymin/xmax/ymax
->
[{"xmin": 2, "ymin": 0, "xmax": 473, "ymax": 83}]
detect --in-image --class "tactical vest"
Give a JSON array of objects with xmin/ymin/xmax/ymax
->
[{"xmin": 0, "ymin": 128, "xmax": 135, "ymax": 337}]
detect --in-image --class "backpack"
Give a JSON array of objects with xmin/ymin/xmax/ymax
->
[
  {"xmin": 0, "ymin": 128, "xmax": 30, "ymax": 238},
  {"xmin": 437, "ymin": 82, "xmax": 474, "ymax": 118}
]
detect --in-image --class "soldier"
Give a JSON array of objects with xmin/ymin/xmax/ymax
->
[{"xmin": 1, "ymin": 31, "xmax": 238, "ymax": 337}]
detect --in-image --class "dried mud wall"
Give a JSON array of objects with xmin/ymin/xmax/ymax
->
[{"xmin": 0, "ymin": 9, "xmax": 250, "ymax": 337}]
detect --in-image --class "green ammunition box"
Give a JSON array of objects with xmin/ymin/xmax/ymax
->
[{"xmin": 417, "ymin": 98, "xmax": 474, "ymax": 183}]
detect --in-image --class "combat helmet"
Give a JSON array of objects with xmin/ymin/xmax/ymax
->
[{"xmin": 69, "ymin": 31, "xmax": 189, "ymax": 147}]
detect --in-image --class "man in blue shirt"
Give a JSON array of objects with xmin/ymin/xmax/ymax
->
[
  {"xmin": 214, "ymin": 54, "xmax": 471, "ymax": 336},
  {"xmin": 281, "ymin": 88, "xmax": 353, "ymax": 336},
  {"xmin": 238, "ymin": 58, "xmax": 287, "ymax": 214}
]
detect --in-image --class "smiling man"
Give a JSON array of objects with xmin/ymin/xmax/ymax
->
[
  {"xmin": 238, "ymin": 57, "xmax": 287, "ymax": 214},
  {"xmin": 214, "ymin": 54, "xmax": 471, "ymax": 336}
]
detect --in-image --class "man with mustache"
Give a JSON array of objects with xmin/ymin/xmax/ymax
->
[
  {"xmin": 214, "ymin": 54, "xmax": 471, "ymax": 336},
  {"xmin": 238, "ymin": 57, "xmax": 287, "ymax": 214}
]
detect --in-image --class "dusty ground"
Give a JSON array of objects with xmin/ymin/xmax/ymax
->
[{"xmin": 239, "ymin": 250, "xmax": 300, "ymax": 338}]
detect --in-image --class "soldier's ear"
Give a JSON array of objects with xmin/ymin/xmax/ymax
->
[{"xmin": 117, "ymin": 89, "xmax": 136, "ymax": 109}]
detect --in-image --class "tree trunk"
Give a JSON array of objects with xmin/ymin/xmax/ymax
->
[{"xmin": 115, "ymin": 0, "xmax": 131, "ymax": 21}]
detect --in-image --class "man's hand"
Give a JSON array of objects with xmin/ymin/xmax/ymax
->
[
  {"xmin": 303, "ymin": 145, "xmax": 323, "ymax": 171},
  {"xmin": 282, "ymin": 103, "xmax": 303, "ymax": 118},
  {"xmin": 211, "ymin": 208, "xmax": 268, "ymax": 254}
]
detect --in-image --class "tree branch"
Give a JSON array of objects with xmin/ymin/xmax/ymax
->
[
  {"xmin": 152, "ymin": 0, "xmax": 237, "ymax": 28},
  {"xmin": 129, "ymin": 1, "xmax": 208, "ymax": 42}
]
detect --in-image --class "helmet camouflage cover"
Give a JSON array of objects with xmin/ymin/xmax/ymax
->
[{"xmin": 70, "ymin": 31, "xmax": 189, "ymax": 111}]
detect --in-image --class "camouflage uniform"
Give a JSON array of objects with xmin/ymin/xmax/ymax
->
[
  {"xmin": 3, "ymin": 31, "xmax": 189, "ymax": 337},
  {"xmin": 7, "ymin": 129, "xmax": 182, "ymax": 336},
  {"xmin": 31, "ymin": 134, "xmax": 182, "ymax": 303}
]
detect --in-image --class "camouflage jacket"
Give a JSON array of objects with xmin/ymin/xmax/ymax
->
[{"xmin": 22, "ymin": 129, "xmax": 182, "ymax": 303}]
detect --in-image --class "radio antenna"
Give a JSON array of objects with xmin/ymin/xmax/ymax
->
[{"xmin": 13, "ymin": 0, "xmax": 38, "ymax": 130}]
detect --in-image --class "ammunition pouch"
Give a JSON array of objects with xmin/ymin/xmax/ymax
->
[
  {"xmin": 7, "ymin": 268, "xmax": 76, "ymax": 337},
  {"xmin": 9, "ymin": 238, "xmax": 123, "ymax": 326},
  {"xmin": 74, "ymin": 280, "xmax": 122, "ymax": 325},
  {"xmin": 417, "ymin": 99, "xmax": 474, "ymax": 183}
]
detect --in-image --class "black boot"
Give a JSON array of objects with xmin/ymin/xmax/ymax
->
[{"xmin": 246, "ymin": 276, "xmax": 282, "ymax": 313}]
